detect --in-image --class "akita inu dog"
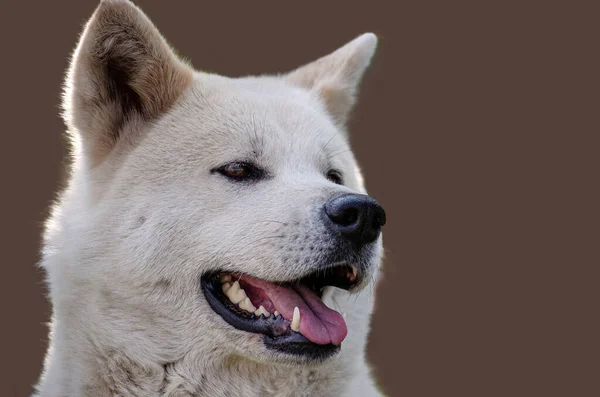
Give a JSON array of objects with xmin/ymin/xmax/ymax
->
[{"xmin": 35, "ymin": 0, "xmax": 387, "ymax": 395}]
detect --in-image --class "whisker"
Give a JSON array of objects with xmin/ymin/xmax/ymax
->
[
  {"xmin": 328, "ymin": 148, "xmax": 353, "ymax": 160},
  {"xmin": 231, "ymin": 234, "xmax": 285, "ymax": 257},
  {"xmin": 331, "ymin": 294, "xmax": 342, "ymax": 313},
  {"xmin": 141, "ymin": 280, "xmax": 163, "ymax": 307},
  {"xmin": 260, "ymin": 220, "xmax": 287, "ymax": 225},
  {"xmin": 369, "ymin": 273, "xmax": 376, "ymax": 298},
  {"xmin": 353, "ymin": 289, "xmax": 362, "ymax": 303},
  {"xmin": 323, "ymin": 129, "xmax": 342, "ymax": 150},
  {"xmin": 327, "ymin": 143, "xmax": 348, "ymax": 153},
  {"xmin": 215, "ymin": 234, "xmax": 284, "ymax": 261}
]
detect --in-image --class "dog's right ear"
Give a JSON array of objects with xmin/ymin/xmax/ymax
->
[{"xmin": 64, "ymin": 0, "xmax": 193, "ymax": 165}]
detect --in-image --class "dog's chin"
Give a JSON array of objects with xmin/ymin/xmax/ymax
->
[{"xmin": 200, "ymin": 263, "xmax": 367, "ymax": 363}]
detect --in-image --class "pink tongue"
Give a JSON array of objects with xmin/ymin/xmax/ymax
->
[{"xmin": 239, "ymin": 277, "xmax": 347, "ymax": 345}]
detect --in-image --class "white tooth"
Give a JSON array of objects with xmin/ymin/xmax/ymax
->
[
  {"xmin": 291, "ymin": 307, "xmax": 301, "ymax": 332},
  {"xmin": 222, "ymin": 282, "xmax": 232, "ymax": 293},
  {"xmin": 225, "ymin": 280, "xmax": 239, "ymax": 300},
  {"xmin": 239, "ymin": 297, "xmax": 257, "ymax": 313},
  {"xmin": 238, "ymin": 297, "xmax": 250, "ymax": 311},
  {"xmin": 220, "ymin": 274, "xmax": 232, "ymax": 283},
  {"xmin": 254, "ymin": 305, "xmax": 270, "ymax": 317},
  {"xmin": 226, "ymin": 281, "xmax": 247, "ymax": 304},
  {"xmin": 274, "ymin": 311, "xmax": 280, "ymax": 317},
  {"xmin": 233, "ymin": 289, "xmax": 247, "ymax": 304},
  {"xmin": 352, "ymin": 266, "xmax": 358, "ymax": 277}
]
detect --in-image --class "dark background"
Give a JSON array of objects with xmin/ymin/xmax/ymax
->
[{"xmin": 1, "ymin": 1, "xmax": 597, "ymax": 396}]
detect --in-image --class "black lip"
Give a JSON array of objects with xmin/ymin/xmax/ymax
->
[
  {"xmin": 200, "ymin": 273, "xmax": 343, "ymax": 361},
  {"xmin": 264, "ymin": 332, "xmax": 340, "ymax": 362}
]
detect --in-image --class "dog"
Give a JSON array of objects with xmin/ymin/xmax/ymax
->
[{"xmin": 35, "ymin": 0, "xmax": 387, "ymax": 395}]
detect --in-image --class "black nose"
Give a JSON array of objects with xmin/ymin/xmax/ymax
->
[{"xmin": 324, "ymin": 193, "xmax": 386, "ymax": 244}]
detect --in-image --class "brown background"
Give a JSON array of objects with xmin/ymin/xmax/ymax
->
[{"xmin": 1, "ymin": 1, "xmax": 597, "ymax": 396}]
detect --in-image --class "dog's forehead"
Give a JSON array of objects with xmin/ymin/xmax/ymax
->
[{"xmin": 169, "ymin": 75, "xmax": 347, "ymax": 163}]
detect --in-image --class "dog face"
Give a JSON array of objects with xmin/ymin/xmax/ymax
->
[{"xmin": 44, "ymin": 0, "xmax": 384, "ymax": 368}]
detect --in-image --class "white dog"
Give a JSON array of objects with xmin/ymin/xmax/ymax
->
[{"xmin": 35, "ymin": 0, "xmax": 387, "ymax": 395}]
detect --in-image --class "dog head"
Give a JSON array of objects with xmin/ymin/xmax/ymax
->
[{"xmin": 44, "ymin": 0, "xmax": 385, "ymax": 368}]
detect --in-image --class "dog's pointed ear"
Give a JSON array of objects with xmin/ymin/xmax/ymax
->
[
  {"xmin": 64, "ymin": 0, "xmax": 193, "ymax": 164},
  {"xmin": 284, "ymin": 33, "xmax": 378, "ymax": 128}
]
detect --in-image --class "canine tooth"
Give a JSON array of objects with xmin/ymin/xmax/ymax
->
[
  {"xmin": 274, "ymin": 311, "xmax": 280, "ymax": 317},
  {"xmin": 226, "ymin": 281, "xmax": 247, "ymax": 304},
  {"xmin": 220, "ymin": 274, "xmax": 232, "ymax": 283},
  {"xmin": 239, "ymin": 297, "xmax": 257, "ymax": 313},
  {"xmin": 222, "ymin": 282, "xmax": 232, "ymax": 293},
  {"xmin": 291, "ymin": 307, "xmax": 301, "ymax": 332},
  {"xmin": 255, "ymin": 306, "xmax": 270, "ymax": 317}
]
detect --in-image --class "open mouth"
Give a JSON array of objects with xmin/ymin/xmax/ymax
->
[{"xmin": 200, "ymin": 264, "xmax": 360, "ymax": 360}]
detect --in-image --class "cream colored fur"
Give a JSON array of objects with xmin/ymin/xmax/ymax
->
[{"xmin": 34, "ymin": 0, "xmax": 385, "ymax": 396}]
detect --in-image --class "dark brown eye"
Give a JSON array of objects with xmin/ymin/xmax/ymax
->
[
  {"xmin": 221, "ymin": 163, "xmax": 249, "ymax": 178},
  {"xmin": 326, "ymin": 170, "xmax": 343, "ymax": 185},
  {"xmin": 212, "ymin": 162, "xmax": 265, "ymax": 182}
]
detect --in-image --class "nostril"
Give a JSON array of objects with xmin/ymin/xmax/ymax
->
[{"xmin": 335, "ymin": 207, "xmax": 359, "ymax": 227}]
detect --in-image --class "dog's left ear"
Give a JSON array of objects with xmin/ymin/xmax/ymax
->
[{"xmin": 284, "ymin": 33, "xmax": 378, "ymax": 128}]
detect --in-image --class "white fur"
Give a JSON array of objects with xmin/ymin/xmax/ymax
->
[{"xmin": 34, "ymin": 1, "xmax": 385, "ymax": 396}]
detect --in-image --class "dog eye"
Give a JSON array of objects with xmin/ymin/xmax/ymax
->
[
  {"xmin": 326, "ymin": 170, "xmax": 343, "ymax": 185},
  {"xmin": 213, "ymin": 162, "xmax": 264, "ymax": 182}
]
